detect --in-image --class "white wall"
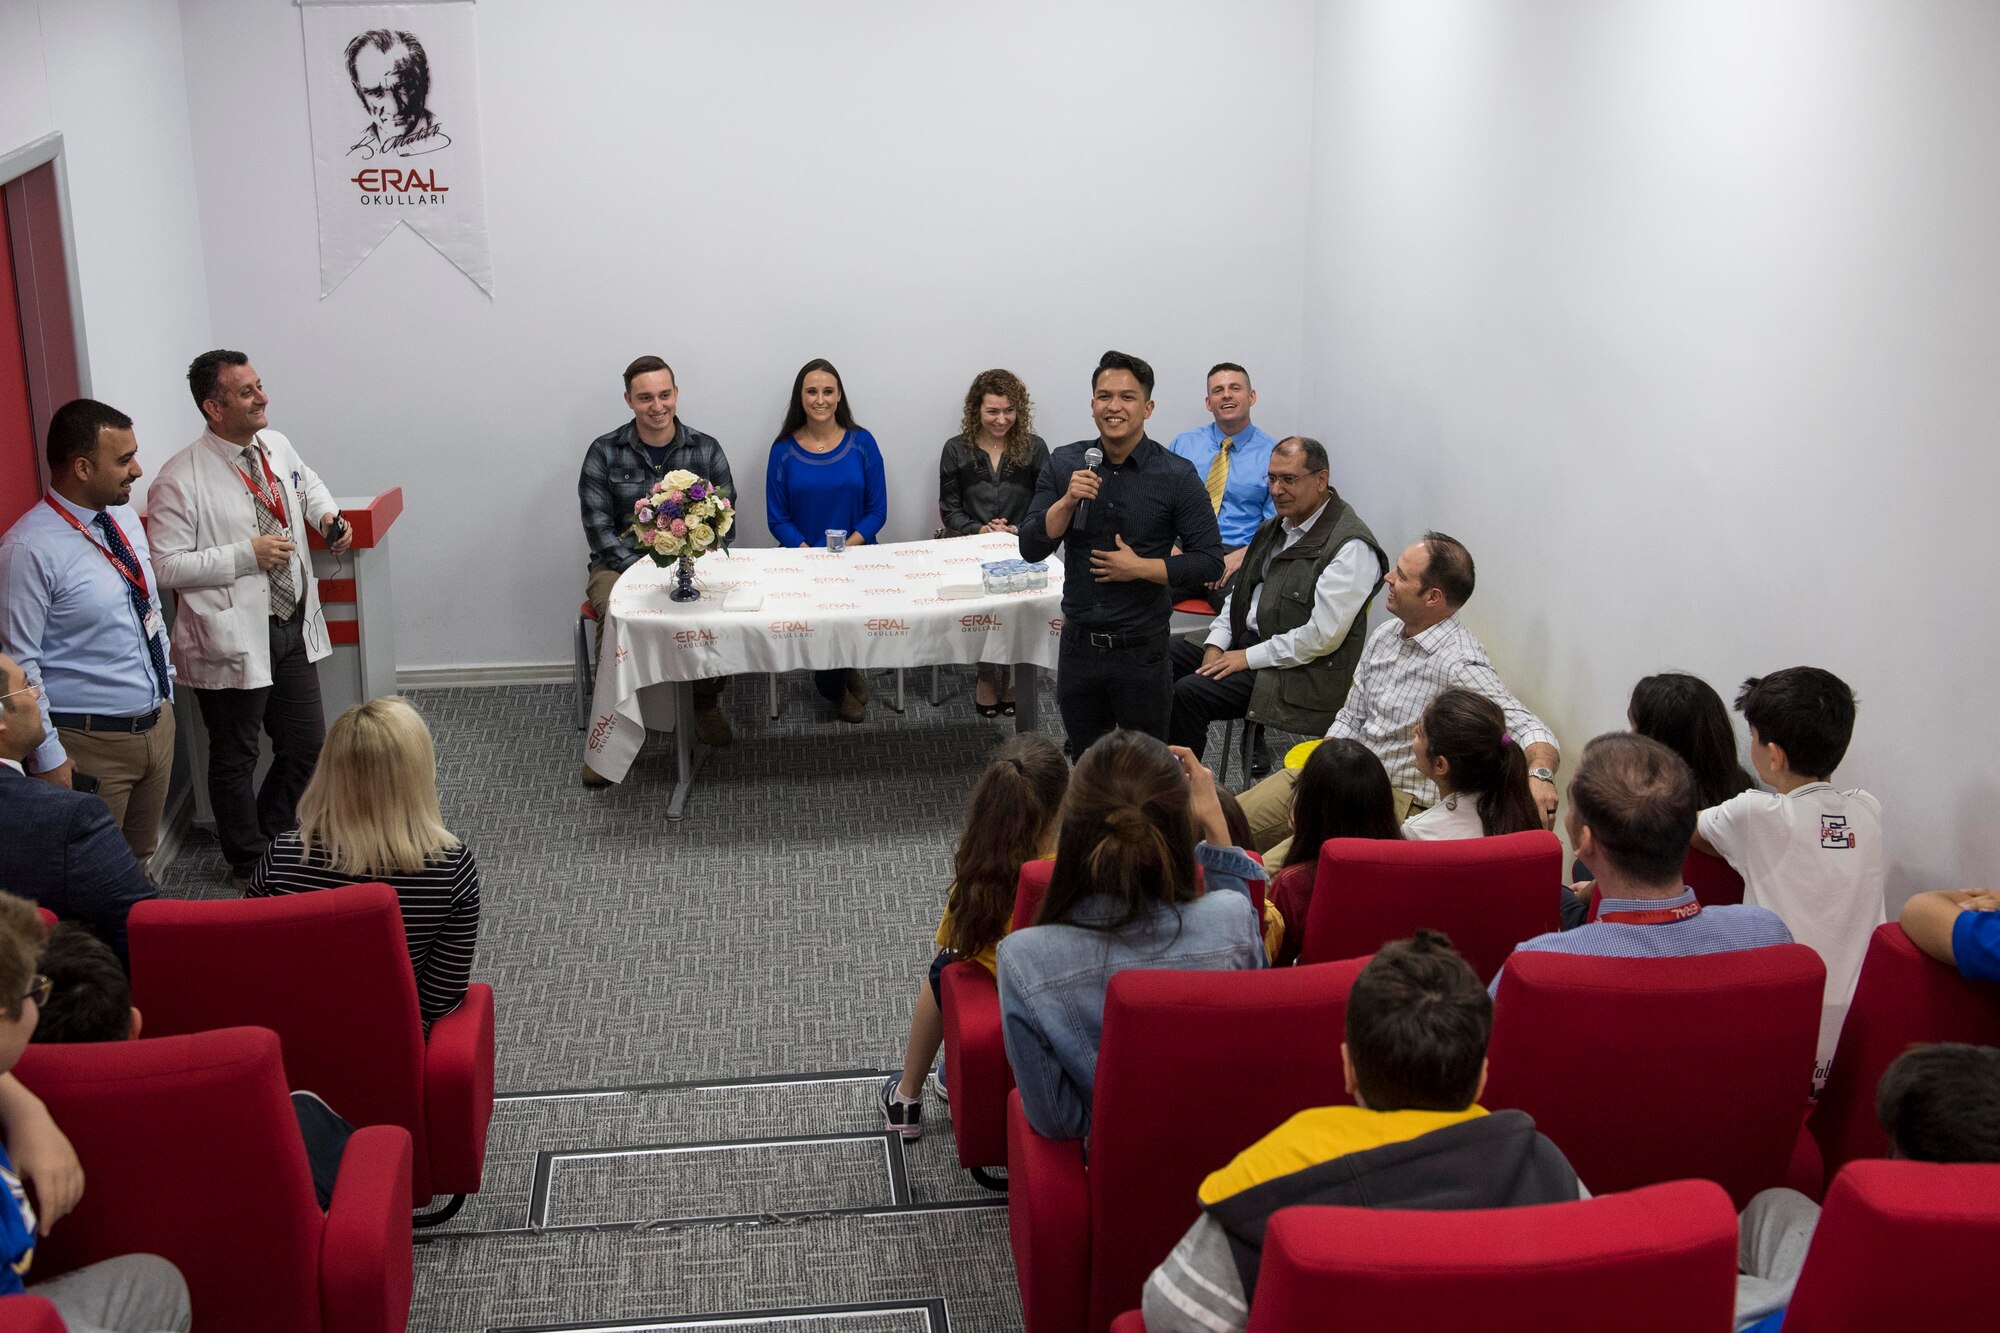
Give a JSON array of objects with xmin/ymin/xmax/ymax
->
[
  {"xmin": 1302, "ymin": 0, "xmax": 2000, "ymax": 902},
  {"xmin": 176, "ymin": 0, "xmax": 1319, "ymax": 671},
  {"xmin": 0, "ymin": 0, "xmax": 214, "ymax": 478}
]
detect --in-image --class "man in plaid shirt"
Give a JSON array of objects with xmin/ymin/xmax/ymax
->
[{"xmin": 578, "ymin": 355, "xmax": 736, "ymax": 784}]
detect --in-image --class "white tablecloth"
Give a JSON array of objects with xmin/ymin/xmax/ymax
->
[{"xmin": 583, "ymin": 532, "xmax": 1066, "ymax": 782}]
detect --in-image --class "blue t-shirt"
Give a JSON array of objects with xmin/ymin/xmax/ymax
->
[
  {"xmin": 0, "ymin": 1142, "xmax": 37, "ymax": 1295},
  {"xmin": 765, "ymin": 430, "xmax": 888, "ymax": 548},
  {"xmin": 1953, "ymin": 910, "xmax": 2000, "ymax": 983}
]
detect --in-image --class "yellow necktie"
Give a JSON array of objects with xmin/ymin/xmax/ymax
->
[{"xmin": 1205, "ymin": 436, "xmax": 1233, "ymax": 514}]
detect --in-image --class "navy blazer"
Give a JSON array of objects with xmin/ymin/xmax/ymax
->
[{"xmin": 0, "ymin": 763, "xmax": 156, "ymax": 962}]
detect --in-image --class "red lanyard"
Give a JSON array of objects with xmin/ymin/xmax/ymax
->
[
  {"xmin": 43, "ymin": 496, "xmax": 150, "ymax": 600},
  {"xmin": 234, "ymin": 448, "xmax": 288, "ymax": 527},
  {"xmin": 1598, "ymin": 900, "xmax": 1704, "ymax": 925}
]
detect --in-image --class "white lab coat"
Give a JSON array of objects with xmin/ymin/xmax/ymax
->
[{"xmin": 146, "ymin": 428, "xmax": 337, "ymax": 691}]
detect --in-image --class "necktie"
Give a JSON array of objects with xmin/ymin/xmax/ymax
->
[
  {"xmin": 94, "ymin": 513, "xmax": 171, "ymax": 703},
  {"xmin": 1205, "ymin": 436, "xmax": 1233, "ymax": 514},
  {"xmin": 243, "ymin": 449, "xmax": 299, "ymax": 620}
]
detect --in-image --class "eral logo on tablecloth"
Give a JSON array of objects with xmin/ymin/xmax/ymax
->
[
  {"xmin": 1048, "ymin": 618, "xmax": 1064, "ymax": 635},
  {"xmin": 771, "ymin": 590, "xmax": 812, "ymax": 601},
  {"xmin": 811, "ymin": 576, "xmax": 855, "ymax": 585},
  {"xmin": 911, "ymin": 597, "xmax": 945, "ymax": 605},
  {"xmin": 587, "ymin": 713, "xmax": 614, "ymax": 750},
  {"xmin": 959, "ymin": 613, "xmax": 1003, "ymax": 632},
  {"xmin": 862, "ymin": 587, "xmax": 903, "ymax": 597},
  {"xmin": 769, "ymin": 620, "xmax": 815, "ymax": 637},
  {"xmin": 943, "ymin": 556, "xmax": 980, "ymax": 566},
  {"xmin": 820, "ymin": 602, "xmax": 859, "ymax": 610},
  {"xmin": 767, "ymin": 565, "xmax": 805, "ymax": 576},
  {"xmin": 673, "ymin": 629, "xmax": 717, "ymax": 647},
  {"xmin": 866, "ymin": 618, "xmax": 911, "ymax": 636},
  {"xmin": 615, "ymin": 645, "xmax": 630, "ymax": 660},
  {"xmin": 854, "ymin": 562, "xmax": 894, "ymax": 571}
]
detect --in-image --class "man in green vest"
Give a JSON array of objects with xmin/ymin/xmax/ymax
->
[{"xmin": 1168, "ymin": 436, "xmax": 1387, "ymax": 761}]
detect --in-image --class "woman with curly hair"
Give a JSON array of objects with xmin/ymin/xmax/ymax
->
[{"xmin": 938, "ymin": 368, "xmax": 1049, "ymax": 716}]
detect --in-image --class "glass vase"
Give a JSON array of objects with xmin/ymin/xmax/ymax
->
[{"xmin": 670, "ymin": 555, "xmax": 699, "ymax": 602}]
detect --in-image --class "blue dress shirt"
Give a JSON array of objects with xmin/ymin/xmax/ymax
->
[
  {"xmin": 0, "ymin": 492, "xmax": 173, "ymax": 773},
  {"xmin": 1168, "ymin": 421, "xmax": 1278, "ymax": 546},
  {"xmin": 765, "ymin": 430, "xmax": 888, "ymax": 548}
]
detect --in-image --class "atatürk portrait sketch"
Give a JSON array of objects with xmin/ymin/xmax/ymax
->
[{"xmin": 345, "ymin": 29, "xmax": 451, "ymax": 159}]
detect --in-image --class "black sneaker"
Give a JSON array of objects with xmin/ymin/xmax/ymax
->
[{"xmin": 880, "ymin": 1075, "xmax": 922, "ymax": 1141}]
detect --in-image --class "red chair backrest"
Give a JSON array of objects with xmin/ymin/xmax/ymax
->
[
  {"xmin": 14, "ymin": 1028, "xmax": 328, "ymax": 1333},
  {"xmin": 1244, "ymin": 1179, "xmax": 1738, "ymax": 1333},
  {"xmin": 1300, "ymin": 831, "xmax": 1563, "ymax": 982},
  {"xmin": 128, "ymin": 883, "xmax": 435, "ymax": 1197},
  {"xmin": 1783, "ymin": 1161, "xmax": 2000, "ymax": 1332},
  {"xmin": 1485, "ymin": 944, "xmax": 1824, "ymax": 1208},
  {"xmin": 1808, "ymin": 923, "xmax": 2000, "ymax": 1178},
  {"xmin": 0, "ymin": 1296, "xmax": 67, "ymax": 1332},
  {"xmin": 1084, "ymin": 959, "xmax": 1368, "ymax": 1332},
  {"xmin": 1682, "ymin": 847, "xmax": 1746, "ymax": 906}
]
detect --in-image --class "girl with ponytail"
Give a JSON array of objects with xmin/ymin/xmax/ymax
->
[
  {"xmin": 881, "ymin": 733, "xmax": 1068, "ymax": 1140},
  {"xmin": 1403, "ymin": 687, "xmax": 1542, "ymax": 840},
  {"xmin": 997, "ymin": 730, "xmax": 1267, "ymax": 1141}
]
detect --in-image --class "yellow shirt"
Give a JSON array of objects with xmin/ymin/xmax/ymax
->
[
  {"xmin": 933, "ymin": 854, "xmax": 1055, "ymax": 976},
  {"xmin": 1199, "ymin": 1104, "xmax": 1488, "ymax": 1205}
]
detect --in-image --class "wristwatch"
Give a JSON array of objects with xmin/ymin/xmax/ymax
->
[{"xmin": 1529, "ymin": 767, "xmax": 1556, "ymax": 784}]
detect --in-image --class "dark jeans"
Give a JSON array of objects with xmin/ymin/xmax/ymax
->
[
  {"xmin": 813, "ymin": 668, "xmax": 856, "ymax": 703},
  {"xmin": 291, "ymin": 1089, "xmax": 356, "ymax": 1211},
  {"xmin": 1167, "ymin": 636, "xmax": 1258, "ymax": 759},
  {"xmin": 1055, "ymin": 628, "xmax": 1171, "ymax": 758},
  {"xmin": 193, "ymin": 612, "xmax": 326, "ymax": 874}
]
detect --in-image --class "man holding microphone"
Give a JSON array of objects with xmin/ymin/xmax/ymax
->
[{"xmin": 1020, "ymin": 351, "xmax": 1223, "ymax": 756}]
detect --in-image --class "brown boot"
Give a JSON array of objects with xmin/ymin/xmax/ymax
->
[
  {"xmin": 581, "ymin": 763, "xmax": 611, "ymax": 788},
  {"xmin": 845, "ymin": 669, "xmax": 870, "ymax": 704},
  {"xmin": 837, "ymin": 689, "xmax": 865, "ymax": 724},
  {"xmin": 694, "ymin": 706, "xmax": 733, "ymax": 747}
]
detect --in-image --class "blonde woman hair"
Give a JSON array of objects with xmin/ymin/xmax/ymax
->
[{"xmin": 295, "ymin": 696, "xmax": 460, "ymax": 877}]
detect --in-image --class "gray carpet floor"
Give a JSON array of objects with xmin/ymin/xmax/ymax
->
[{"xmin": 154, "ymin": 669, "xmax": 1289, "ymax": 1331}]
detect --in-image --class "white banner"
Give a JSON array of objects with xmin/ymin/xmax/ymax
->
[{"xmin": 300, "ymin": 3, "xmax": 492, "ymax": 297}]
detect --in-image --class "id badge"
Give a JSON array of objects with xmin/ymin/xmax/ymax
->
[{"xmin": 143, "ymin": 607, "xmax": 166, "ymax": 641}]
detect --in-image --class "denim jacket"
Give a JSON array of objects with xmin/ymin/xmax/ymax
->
[{"xmin": 997, "ymin": 842, "xmax": 1267, "ymax": 1142}]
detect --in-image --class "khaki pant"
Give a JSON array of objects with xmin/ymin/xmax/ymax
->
[
  {"xmin": 58, "ymin": 698, "xmax": 177, "ymax": 868},
  {"xmin": 1239, "ymin": 763, "xmax": 1422, "ymax": 871}
]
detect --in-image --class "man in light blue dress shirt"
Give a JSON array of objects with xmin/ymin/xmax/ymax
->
[
  {"xmin": 1168, "ymin": 363, "xmax": 1278, "ymax": 609},
  {"xmin": 0, "ymin": 399, "xmax": 176, "ymax": 865}
]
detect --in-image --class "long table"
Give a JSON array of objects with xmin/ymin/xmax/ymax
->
[{"xmin": 583, "ymin": 532, "xmax": 1066, "ymax": 818}]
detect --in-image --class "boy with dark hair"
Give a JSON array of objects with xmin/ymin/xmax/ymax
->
[
  {"xmin": 1735, "ymin": 1043, "xmax": 2000, "ymax": 1330},
  {"xmin": 30, "ymin": 924, "xmax": 355, "ymax": 1211},
  {"xmin": 1141, "ymin": 932, "xmax": 1580, "ymax": 1333},
  {"xmin": 0, "ymin": 894, "xmax": 190, "ymax": 1330},
  {"xmin": 1693, "ymin": 667, "xmax": 1885, "ymax": 1088}
]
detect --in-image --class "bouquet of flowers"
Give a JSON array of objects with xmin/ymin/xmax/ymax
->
[{"xmin": 629, "ymin": 469, "xmax": 734, "ymax": 567}]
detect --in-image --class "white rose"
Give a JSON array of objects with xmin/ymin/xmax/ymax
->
[{"xmin": 662, "ymin": 469, "xmax": 700, "ymax": 492}]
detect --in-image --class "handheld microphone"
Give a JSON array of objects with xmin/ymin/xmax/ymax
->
[{"xmin": 1078, "ymin": 447, "xmax": 1103, "ymax": 533}]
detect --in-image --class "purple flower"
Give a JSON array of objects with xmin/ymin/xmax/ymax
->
[
  {"xmin": 688, "ymin": 483, "xmax": 708, "ymax": 500},
  {"xmin": 637, "ymin": 506, "xmax": 655, "ymax": 523},
  {"xmin": 663, "ymin": 502, "xmax": 683, "ymax": 519}
]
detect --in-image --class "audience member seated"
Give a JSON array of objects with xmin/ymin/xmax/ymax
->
[
  {"xmin": 1234, "ymin": 532, "xmax": 1560, "ymax": 860},
  {"xmin": 0, "ymin": 652, "xmax": 155, "ymax": 964},
  {"xmin": 0, "ymin": 893, "xmax": 190, "ymax": 1332},
  {"xmin": 1899, "ymin": 888, "xmax": 2000, "ymax": 984},
  {"xmin": 31, "ymin": 923, "xmax": 355, "ymax": 1211},
  {"xmin": 764, "ymin": 357, "xmax": 888, "ymax": 722},
  {"xmin": 997, "ymin": 731, "xmax": 1266, "ymax": 1140},
  {"xmin": 938, "ymin": 368, "xmax": 1048, "ymax": 717},
  {"xmin": 1734, "ymin": 1043, "xmax": 2000, "ymax": 1331},
  {"xmin": 1141, "ymin": 931, "xmax": 1582, "ymax": 1333},
  {"xmin": 1268, "ymin": 739, "xmax": 1402, "ymax": 966},
  {"xmin": 1693, "ymin": 668, "xmax": 1885, "ymax": 1088},
  {"xmin": 1494, "ymin": 732, "xmax": 1793, "ymax": 993},
  {"xmin": 881, "ymin": 734, "xmax": 1068, "ymax": 1140},
  {"xmin": 1401, "ymin": 687, "xmax": 1543, "ymax": 842},
  {"xmin": 247, "ymin": 696, "xmax": 480, "ymax": 1029}
]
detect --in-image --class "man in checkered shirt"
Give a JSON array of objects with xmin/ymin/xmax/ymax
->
[
  {"xmin": 1235, "ymin": 531, "xmax": 1560, "ymax": 859},
  {"xmin": 578, "ymin": 356, "xmax": 735, "ymax": 785}
]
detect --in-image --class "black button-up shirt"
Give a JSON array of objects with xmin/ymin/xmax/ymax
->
[
  {"xmin": 1019, "ymin": 437, "xmax": 1224, "ymax": 637},
  {"xmin": 578, "ymin": 419, "xmax": 735, "ymax": 572}
]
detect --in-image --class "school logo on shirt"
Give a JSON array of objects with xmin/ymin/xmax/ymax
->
[{"xmin": 1820, "ymin": 814, "xmax": 1856, "ymax": 849}]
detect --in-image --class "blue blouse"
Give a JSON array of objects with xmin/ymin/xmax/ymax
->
[{"xmin": 765, "ymin": 429, "xmax": 888, "ymax": 548}]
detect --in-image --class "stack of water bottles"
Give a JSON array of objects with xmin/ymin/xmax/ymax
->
[{"xmin": 980, "ymin": 559, "xmax": 1051, "ymax": 595}]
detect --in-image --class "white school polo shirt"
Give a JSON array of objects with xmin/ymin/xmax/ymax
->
[{"xmin": 1698, "ymin": 783, "xmax": 1886, "ymax": 1087}]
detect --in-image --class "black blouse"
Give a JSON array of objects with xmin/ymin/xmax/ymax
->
[{"xmin": 938, "ymin": 434, "xmax": 1050, "ymax": 535}]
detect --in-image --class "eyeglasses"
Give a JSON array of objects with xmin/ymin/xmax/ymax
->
[
  {"xmin": 22, "ymin": 975, "xmax": 50, "ymax": 1008},
  {"xmin": 0, "ymin": 682, "xmax": 37, "ymax": 705},
  {"xmin": 1265, "ymin": 471, "xmax": 1321, "ymax": 488}
]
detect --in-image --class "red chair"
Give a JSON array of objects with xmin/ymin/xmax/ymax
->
[
  {"xmin": 1781, "ymin": 1160, "xmax": 2000, "ymax": 1332},
  {"xmin": 1216, "ymin": 1179, "xmax": 1734, "ymax": 1332},
  {"xmin": 1485, "ymin": 944, "xmax": 1823, "ymax": 1208},
  {"xmin": 12, "ymin": 1027, "xmax": 413, "ymax": 1333},
  {"xmin": 1298, "ymin": 831, "xmax": 1563, "ymax": 982},
  {"xmin": 1681, "ymin": 847, "xmax": 1746, "ymax": 906},
  {"xmin": 0, "ymin": 1297, "xmax": 66, "ymax": 1332},
  {"xmin": 1800, "ymin": 923, "xmax": 2000, "ymax": 1192},
  {"xmin": 1009, "ymin": 959, "xmax": 1368, "ymax": 1333},
  {"xmin": 128, "ymin": 883, "xmax": 495, "ymax": 1221}
]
